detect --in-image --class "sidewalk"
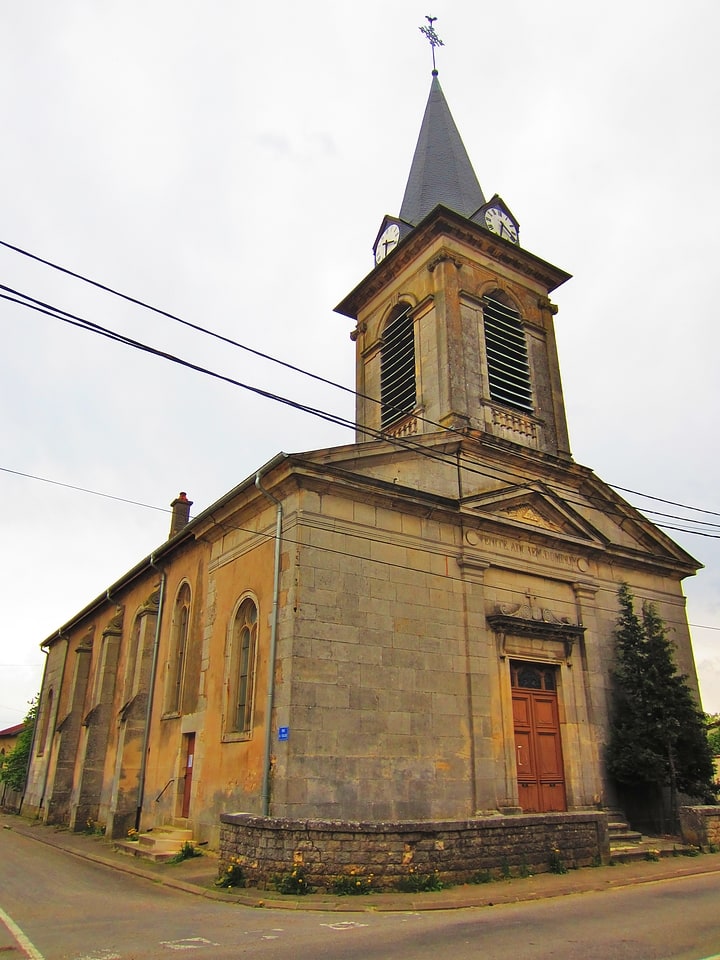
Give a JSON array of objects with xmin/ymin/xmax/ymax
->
[{"xmin": 3, "ymin": 812, "xmax": 720, "ymax": 913}]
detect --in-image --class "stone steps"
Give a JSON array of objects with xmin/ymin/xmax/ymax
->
[
  {"xmin": 115, "ymin": 823, "xmax": 196, "ymax": 862},
  {"xmin": 606, "ymin": 810, "xmax": 691, "ymax": 863}
]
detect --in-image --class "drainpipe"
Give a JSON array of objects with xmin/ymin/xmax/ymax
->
[
  {"xmin": 136, "ymin": 555, "xmax": 166, "ymax": 831},
  {"xmin": 255, "ymin": 469, "xmax": 283, "ymax": 817}
]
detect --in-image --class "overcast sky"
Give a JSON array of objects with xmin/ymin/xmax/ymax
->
[{"xmin": 2, "ymin": 1, "xmax": 719, "ymax": 730}]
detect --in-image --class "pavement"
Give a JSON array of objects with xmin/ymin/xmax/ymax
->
[{"xmin": 3, "ymin": 812, "xmax": 720, "ymax": 913}]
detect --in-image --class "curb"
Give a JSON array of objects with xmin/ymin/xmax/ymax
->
[{"xmin": 4, "ymin": 815, "xmax": 720, "ymax": 913}]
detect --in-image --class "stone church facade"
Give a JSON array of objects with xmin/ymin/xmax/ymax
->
[{"xmin": 23, "ymin": 72, "xmax": 701, "ymax": 857}]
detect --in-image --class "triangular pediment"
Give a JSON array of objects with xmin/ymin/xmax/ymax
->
[{"xmin": 462, "ymin": 483, "xmax": 607, "ymax": 545}]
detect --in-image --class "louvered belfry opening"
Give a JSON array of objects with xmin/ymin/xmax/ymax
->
[
  {"xmin": 380, "ymin": 304, "xmax": 416, "ymax": 427},
  {"xmin": 482, "ymin": 294, "xmax": 533, "ymax": 413}
]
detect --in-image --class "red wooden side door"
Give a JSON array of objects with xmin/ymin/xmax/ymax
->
[{"xmin": 181, "ymin": 733, "xmax": 195, "ymax": 819}]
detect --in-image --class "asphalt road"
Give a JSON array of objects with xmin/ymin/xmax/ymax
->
[{"xmin": 2, "ymin": 825, "xmax": 720, "ymax": 960}]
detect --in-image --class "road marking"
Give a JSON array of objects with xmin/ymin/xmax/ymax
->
[
  {"xmin": 160, "ymin": 938, "xmax": 219, "ymax": 951},
  {"xmin": 0, "ymin": 905, "xmax": 46, "ymax": 960},
  {"xmin": 320, "ymin": 921, "xmax": 369, "ymax": 931},
  {"xmin": 75, "ymin": 952, "xmax": 121, "ymax": 959}
]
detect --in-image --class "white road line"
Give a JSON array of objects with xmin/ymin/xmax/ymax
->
[{"xmin": 0, "ymin": 905, "xmax": 46, "ymax": 960}]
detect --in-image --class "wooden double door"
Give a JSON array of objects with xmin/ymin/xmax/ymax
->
[{"xmin": 511, "ymin": 662, "xmax": 566, "ymax": 813}]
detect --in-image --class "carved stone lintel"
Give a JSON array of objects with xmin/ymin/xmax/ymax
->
[
  {"xmin": 76, "ymin": 626, "xmax": 95, "ymax": 654},
  {"xmin": 537, "ymin": 295, "xmax": 558, "ymax": 315},
  {"xmin": 82, "ymin": 703, "xmax": 101, "ymax": 728},
  {"xmin": 103, "ymin": 604, "xmax": 125, "ymax": 639},
  {"xmin": 139, "ymin": 587, "xmax": 161, "ymax": 616},
  {"xmin": 350, "ymin": 321, "xmax": 367, "ymax": 342},
  {"xmin": 427, "ymin": 253, "xmax": 462, "ymax": 273},
  {"xmin": 487, "ymin": 605, "xmax": 584, "ymax": 662}
]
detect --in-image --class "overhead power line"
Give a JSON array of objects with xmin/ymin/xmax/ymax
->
[
  {"xmin": 1, "ymin": 240, "xmax": 719, "ymax": 527},
  {"xmin": 3, "ymin": 282, "xmax": 719, "ymax": 543}
]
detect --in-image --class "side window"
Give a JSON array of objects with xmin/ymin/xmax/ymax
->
[
  {"xmin": 380, "ymin": 303, "xmax": 416, "ymax": 427},
  {"xmin": 227, "ymin": 598, "xmax": 258, "ymax": 737},
  {"xmin": 165, "ymin": 583, "xmax": 191, "ymax": 715},
  {"xmin": 482, "ymin": 293, "xmax": 533, "ymax": 413},
  {"xmin": 37, "ymin": 688, "xmax": 54, "ymax": 756}
]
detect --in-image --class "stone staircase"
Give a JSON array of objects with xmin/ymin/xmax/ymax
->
[
  {"xmin": 607, "ymin": 811, "xmax": 691, "ymax": 863},
  {"xmin": 115, "ymin": 821, "xmax": 196, "ymax": 862}
]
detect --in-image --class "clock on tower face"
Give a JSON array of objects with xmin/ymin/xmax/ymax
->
[
  {"xmin": 484, "ymin": 207, "xmax": 519, "ymax": 244},
  {"xmin": 375, "ymin": 223, "xmax": 400, "ymax": 264}
]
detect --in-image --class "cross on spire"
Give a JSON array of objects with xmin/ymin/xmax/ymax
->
[{"xmin": 419, "ymin": 15, "xmax": 444, "ymax": 75}]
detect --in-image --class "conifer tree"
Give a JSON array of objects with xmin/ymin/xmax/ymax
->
[{"xmin": 607, "ymin": 585, "xmax": 716, "ymax": 823}]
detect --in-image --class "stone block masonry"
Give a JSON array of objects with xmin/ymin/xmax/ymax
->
[
  {"xmin": 679, "ymin": 806, "xmax": 720, "ymax": 849},
  {"xmin": 219, "ymin": 812, "xmax": 610, "ymax": 889}
]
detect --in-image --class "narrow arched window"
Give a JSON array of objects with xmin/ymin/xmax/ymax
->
[
  {"xmin": 165, "ymin": 583, "xmax": 191, "ymax": 714},
  {"xmin": 230, "ymin": 598, "xmax": 258, "ymax": 736},
  {"xmin": 37, "ymin": 688, "xmax": 54, "ymax": 756},
  {"xmin": 380, "ymin": 304, "xmax": 416, "ymax": 426},
  {"xmin": 482, "ymin": 294, "xmax": 533, "ymax": 413}
]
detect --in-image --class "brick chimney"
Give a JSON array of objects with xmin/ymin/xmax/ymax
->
[{"xmin": 169, "ymin": 492, "xmax": 193, "ymax": 539}]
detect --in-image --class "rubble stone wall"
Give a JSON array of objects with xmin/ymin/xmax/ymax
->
[{"xmin": 219, "ymin": 811, "xmax": 610, "ymax": 889}]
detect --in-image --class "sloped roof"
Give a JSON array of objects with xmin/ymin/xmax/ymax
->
[
  {"xmin": 399, "ymin": 74, "xmax": 486, "ymax": 225},
  {"xmin": 0, "ymin": 722, "xmax": 26, "ymax": 738}
]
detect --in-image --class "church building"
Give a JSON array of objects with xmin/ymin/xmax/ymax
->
[{"xmin": 23, "ymin": 64, "xmax": 702, "ymax": 864}]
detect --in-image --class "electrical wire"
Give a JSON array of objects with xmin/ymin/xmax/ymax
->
[
  {"xmin": 2, "ymin": 283, "xmax": 719, "ymax": 545},
  {"xmin": 2, "ymin": 238, "xmax": 719, "ymax": 523}
]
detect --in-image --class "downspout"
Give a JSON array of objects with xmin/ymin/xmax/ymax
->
[
  {"xmin": 255, "ymin": 469, "xmax": 283, "ymax": 817},
  {"xmin": 135, "ymin": 554, "xmax": 166, "ymax": 831}
]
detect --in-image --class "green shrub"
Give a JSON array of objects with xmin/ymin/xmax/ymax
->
[
  {"xmin": 273, "ymin": 866, "xmax": 313, "ymax": 895},
  {"xmin": 331, "ymin": 870, "xmax": 375, "ymax": 895},
  {"xmin": 215, "ymin": 857, "xmax": 246, "ymax": 888},
  {"xmin": 396, "ymin": 867, "xmax": 443, "ymax": 893}
]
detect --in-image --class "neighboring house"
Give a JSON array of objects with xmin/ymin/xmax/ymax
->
[
  {"xmin": 0, "ymin": 722, "xmax": 25, "ymax": 761},
  {"xmin": 0, "ymin": 722, "xmax": 29, "ymax": 811},
  {"xmin": 23, "ymin": 72, "xmax": 703, "ymax": 850}
]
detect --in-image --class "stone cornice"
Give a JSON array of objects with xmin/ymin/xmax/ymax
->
[{"xmin": 335, "ymin": 205, "xmax": 572, "ymax": 320}]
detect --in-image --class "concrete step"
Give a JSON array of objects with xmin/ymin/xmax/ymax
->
[
  {"xmin": 116, "ymin": 826, "xmax": 196, "ymax": 862},
  {"xmin": 609, "ymin": 835, "xmax": 693, "ymax": 864},
  {"xmin": 609, "ymin": 827, "xmax": 643, "ymax": 844}
]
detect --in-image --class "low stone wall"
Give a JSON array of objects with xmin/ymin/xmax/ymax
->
[
  {"xmin": 219, "ymin": 812, "xmax": 610, "ymax": 889},
  {"xmin": 679, "ymin": 806, "xmax": 720, "ymax": 849}
]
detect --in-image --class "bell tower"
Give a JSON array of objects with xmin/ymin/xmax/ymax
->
[{"xmin": 335, "ymin": 68, "xmax": 574, "ymax": 461}]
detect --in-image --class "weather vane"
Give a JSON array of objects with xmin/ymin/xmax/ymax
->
[{"xmin": 419, "ymin": 15, "xmax": 444, "ymax": 74}]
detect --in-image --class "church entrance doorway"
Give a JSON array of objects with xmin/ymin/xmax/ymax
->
[{"xmin": 511, "ymin": 662, "xmax": 566, "ymax": 813}]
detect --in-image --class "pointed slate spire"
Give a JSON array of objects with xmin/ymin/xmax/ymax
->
[{"xmin": 399, "ymin": 74, "xmax": 486, "ymax": 226}]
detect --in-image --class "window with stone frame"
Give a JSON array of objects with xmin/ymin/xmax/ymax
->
[
  {"xmin": 226, "ymin": 597, "xmax": 258, "ymax": 737},
  {"xmin": 380, "ymin": 303, "xmax": 416, "ymax": 427},
  {"xmin": 482, "ymin": 293, "xmax": 533, "ymax": 413},
  {"xmin": 36, "ymin": 688, "xmax": 53, "ymax": 756},
  {"xmin": 164, "ymin": 582, "xmax": 191, "ymax": 715}
]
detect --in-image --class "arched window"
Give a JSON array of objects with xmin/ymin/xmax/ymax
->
[
  {"xmin": 37, "ymin": 688, "xmax": 54, "ymax": 756},
  {"xmin": 482, "ymin": 294, "xmax": 533, "ymax": 413},
  {"xmin": 165, "ymin": 583, "xmax": 191, "ymax": 715},
  {"xmin": 228, "ymin": 598, "xmax": 258, "ymax": 736},
  {"xmin": 380, "ymin": 304, "xmax": 416, "ymax": 426},
  {"xmin": 511, "ymin": 663, "xmax": 557, "ymax": 691}
]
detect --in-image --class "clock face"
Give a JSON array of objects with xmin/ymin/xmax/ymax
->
[
  {"xmin": 484, "ymin": 207, "xmax": 519, "ymax": 244},
  {"xmin": 375, "ymin": 223, "xmax": 400, "ymax": 264}
]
